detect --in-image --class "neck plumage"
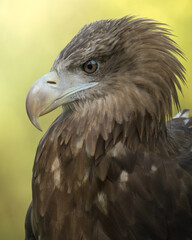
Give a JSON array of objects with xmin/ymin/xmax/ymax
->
[
  {"xmin": 33, "ymin": 95, "xmax": 176, "ymax": 209},
  {"xmin": 45, "ymin": 95, "xmax": 169, "ymax": 161}
]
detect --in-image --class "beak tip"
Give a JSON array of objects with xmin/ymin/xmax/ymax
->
[
  {"xmin": 30, "ymin": 116, "xmax": 43, "ymax": 131},
  {"xmin": 34, "ymin": 123, "xmax": 43, "ymax": 132},
  {"xmin": 26, "ymin": 94, "xmax": 43, "ymax": 131},
  {"xmin": 26, "ymin": 108, "xmax": 43, "ymax": 131}
]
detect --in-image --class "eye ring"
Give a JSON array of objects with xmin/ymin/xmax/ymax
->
[{"xmin": 83, "ymin": 60, "xmax": 98, "ymax": 74}]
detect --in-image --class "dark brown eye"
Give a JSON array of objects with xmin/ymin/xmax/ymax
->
[{"xmin": 83, "ymin": 60, "xmax": 98, "ymax": 74}]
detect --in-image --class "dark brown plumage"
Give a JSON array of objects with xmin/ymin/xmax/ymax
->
[{"xmin": 25, "ymin": 17, "xmax": 192, "ymax": 240}]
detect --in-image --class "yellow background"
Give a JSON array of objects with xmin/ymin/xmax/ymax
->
[{"xmin": 0, "ymin": 0, "xmax": 192, "ymax": 239}]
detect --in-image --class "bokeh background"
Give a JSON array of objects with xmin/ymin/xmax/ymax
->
[{"xmin": 0, "ymin": 0, "xmax": 192, "ymax": 239}]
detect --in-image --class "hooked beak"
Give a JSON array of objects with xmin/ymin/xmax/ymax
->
[{"xmin": 26, "ymin": 71, "xmax": 98, "ymax": 131}]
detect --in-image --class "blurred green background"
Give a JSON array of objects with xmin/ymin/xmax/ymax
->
[{"xmin": 0, "ymin": 0, "xmax": 192, "ymax": 239}]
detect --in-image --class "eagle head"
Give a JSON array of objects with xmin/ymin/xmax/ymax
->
[{"xmin": 26, "ymin": 17, "xmax": 185, "ymax": 148}]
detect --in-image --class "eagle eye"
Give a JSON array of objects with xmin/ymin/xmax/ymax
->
[{"xmin": 83, "ymin": 60, "xmax": 98, "ymax": 74}]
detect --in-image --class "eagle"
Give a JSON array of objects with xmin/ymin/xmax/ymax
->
[{"xmin": 25, "ymin": 17, "xmax": 192, "ymax": 240}]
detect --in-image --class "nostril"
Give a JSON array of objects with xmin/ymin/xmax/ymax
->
[{"xmin": 47, "ymin": 81, "xmax": 56, "ymax": 85}]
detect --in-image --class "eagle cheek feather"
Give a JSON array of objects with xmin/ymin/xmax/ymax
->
[{"xmin": 25, "ymin": 16, "xmax": 192, "ymax": 240}]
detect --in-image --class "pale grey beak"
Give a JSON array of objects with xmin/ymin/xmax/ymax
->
[{"xmin": 26, "ymin": 71, "xmax": 98, "ymax": 131}]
